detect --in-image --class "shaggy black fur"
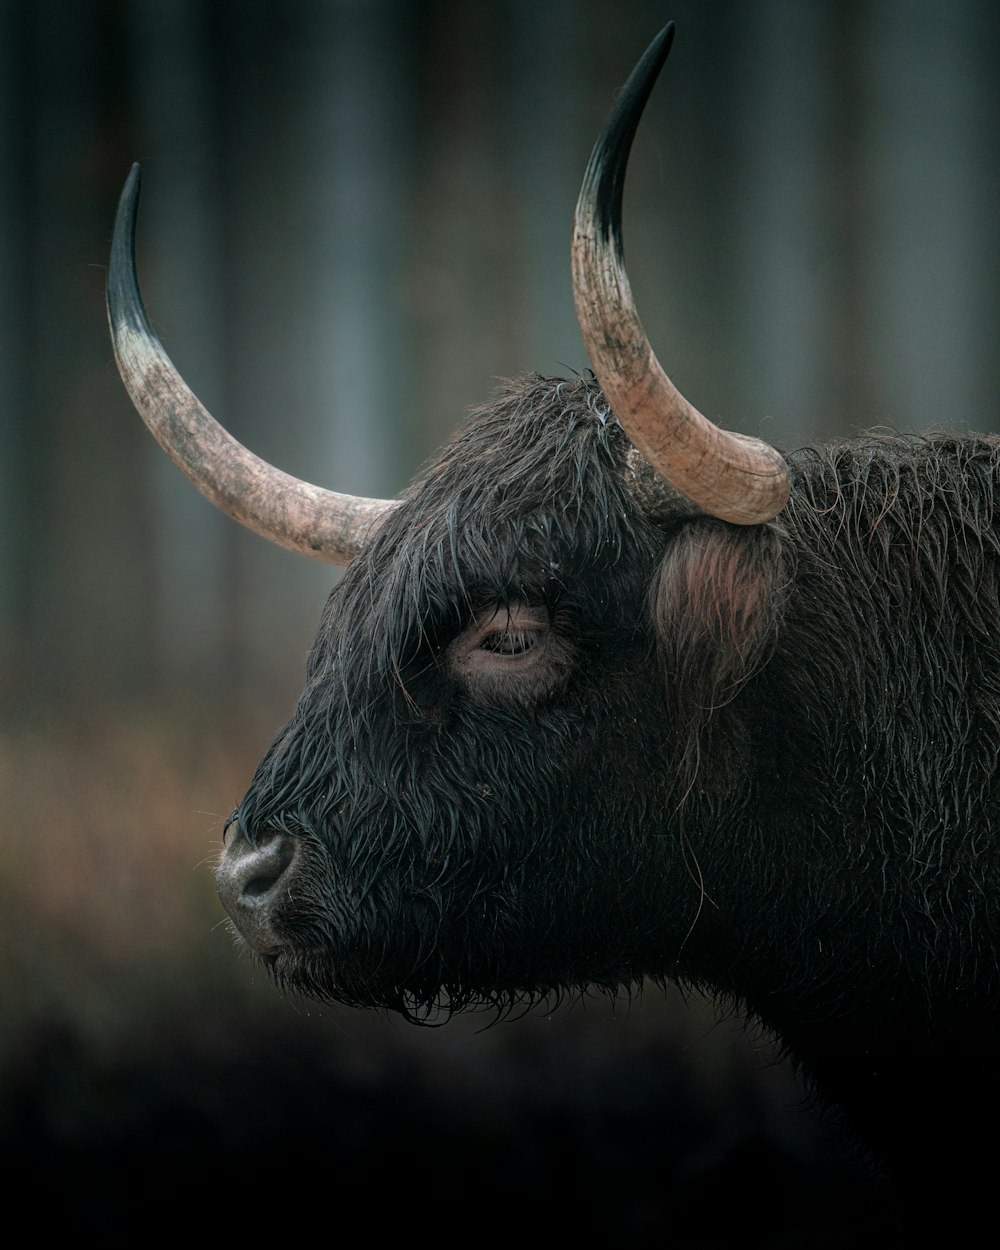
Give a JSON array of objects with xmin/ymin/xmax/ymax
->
[{"xmin": 234, "ymin": 374, "xmax": 1000, "ymax": 1219}]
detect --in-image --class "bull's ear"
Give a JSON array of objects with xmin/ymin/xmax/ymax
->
[{"xmin": 652, "ymin": 521, "xmax": 787, "ymax": 736}]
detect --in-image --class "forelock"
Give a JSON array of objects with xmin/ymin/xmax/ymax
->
[{"xmin": 314, "ymin": 375, "xmax": 641, "ymax": 687}]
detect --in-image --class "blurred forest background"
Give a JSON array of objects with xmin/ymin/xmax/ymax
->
[{"xmin": 1, "ymin": 0, "xmax": 997, "ymax": 1240}]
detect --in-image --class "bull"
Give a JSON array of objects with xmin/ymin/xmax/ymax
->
[{"xmin": 108, "ymin": 23, "xmax": 998, "ymax": 1236}]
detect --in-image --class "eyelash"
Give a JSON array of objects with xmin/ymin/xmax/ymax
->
[{"xmin": 477, "ymin": 629, "xmax": 540, "ymax": 656}]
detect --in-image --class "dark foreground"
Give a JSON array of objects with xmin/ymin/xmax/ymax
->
[{"xmin": 2, "ymin": 1006, "xmax": 894, "ymax": 1246}]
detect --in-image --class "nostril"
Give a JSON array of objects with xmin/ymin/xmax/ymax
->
[
  {"xmin": 244, "ymin": 872, "xmax": 278, "ymax": 898},
  {"xmin": 237, "ymin": 835, "xmax": 295, "ymax": 900},
  {"xmin": 216, "ymin": 826, "xmax": 299, "ymax": 954}
]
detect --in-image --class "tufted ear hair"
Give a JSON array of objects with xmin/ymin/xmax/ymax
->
[{"xmin": 652, "ymin": 519, "xmax": 789, "ymax": 785}]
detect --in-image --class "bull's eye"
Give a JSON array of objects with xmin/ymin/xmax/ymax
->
[
  {"xmin": 466, "ymin": 604, "xmax": 548, "ymax": 658},
  {"xmin": 448, "ymin": 601, "xmax": 573, "ymax": 705}
]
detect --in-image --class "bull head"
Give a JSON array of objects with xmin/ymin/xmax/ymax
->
[{"xmin": 107, "ymin": 25, "xmax": 791, "ymax": 1011}]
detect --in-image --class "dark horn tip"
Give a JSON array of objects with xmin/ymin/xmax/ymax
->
[
  {"xmin": 577, "ymin": 22, "xmax": 676, "ymax": 250},
  {"xmin": 108, "ymin": 163, "xmax": 150, "ymax": 338}
]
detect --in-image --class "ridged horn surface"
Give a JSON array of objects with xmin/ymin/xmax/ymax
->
[
  {"xmin": 107, "ymin": 164, "xmax": 395, "ymax": 565},
  {"xmin": 572, "ymin": 24, "xmax": 791, "ymax": 525}
]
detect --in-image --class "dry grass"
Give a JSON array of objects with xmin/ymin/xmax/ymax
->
[{"xmin": 1, "ymin": 710, "xmax": 245, "ymax": 961}]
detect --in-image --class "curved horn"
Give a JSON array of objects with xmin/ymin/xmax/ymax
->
[
  {"xmin": 107, "ymin": 164, "xmax": 395, "ymax": 565},
  {"xmin": 572, "ymin": 24, "xmax": 791, "ymax": 525}
]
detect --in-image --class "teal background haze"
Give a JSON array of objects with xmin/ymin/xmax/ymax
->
[{"xmin": 0, "ymin": 1, "xmax": 996, "ymax": 1239}]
